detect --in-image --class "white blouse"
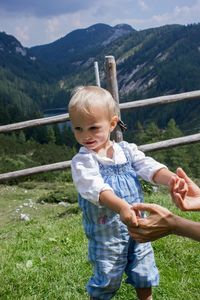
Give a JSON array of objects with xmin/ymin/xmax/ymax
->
[{"xmin": 71, "ymin": 141, "xmax": 166, "ymax": 206}]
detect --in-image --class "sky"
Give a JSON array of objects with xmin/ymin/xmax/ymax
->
[{"xmin": 0, "ymin": 0, "xmax": 200, "ymax": 48}]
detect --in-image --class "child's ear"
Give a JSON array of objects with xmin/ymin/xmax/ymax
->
[{"xmin": 110, "ymin": 115, "xmax": 119, "ymax": 131}]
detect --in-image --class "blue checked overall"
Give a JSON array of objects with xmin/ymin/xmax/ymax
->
[{"xmin": 78, "ymin": 143, "xmax": 159, "ymax": 300}]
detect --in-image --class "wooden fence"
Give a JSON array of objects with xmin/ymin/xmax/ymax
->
[{"xmin": 0, "ymin": 56, "xmax": 200, "ymax": 182}]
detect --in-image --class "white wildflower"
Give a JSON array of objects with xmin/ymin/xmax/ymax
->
[{"xmin": 20, "ymin": 213, "xmax": 30, "ymax": 221}]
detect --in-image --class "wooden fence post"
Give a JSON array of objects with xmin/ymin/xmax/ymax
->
[
  {"xmin": 105, "ymin": 55, "xmax": 123, "ymax": 142},
  {"xmin": 94, "ymin": 61, "xmax": 101, "ymax": 87}
]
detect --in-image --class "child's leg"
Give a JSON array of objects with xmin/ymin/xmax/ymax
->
[
  {"xmin": 125, "ymin": 240, "xmax": 158, "ymax": 300},
  {"xmin": 135, "ymin": 287, "xmax": 152, "ymax": 300},
  {"xmin": 89, "ymin": 288, "xmax": 152, "ymax": 300},
  {"xmin": 87, "ymin": 242, "xmax": 125, "ymax": 299}
]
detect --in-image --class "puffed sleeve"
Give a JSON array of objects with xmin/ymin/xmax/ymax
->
[
  {"xmin": 123, "ymin": 141, "xmax": 167, "ymax": 183},
  {"xmin": 71, "ymin": 152, "xmax": 113, "ymax": 206}
]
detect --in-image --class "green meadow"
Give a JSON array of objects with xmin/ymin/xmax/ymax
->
[{"xmin": 0, "ymin": 182, "xmax": 200, "ymax": 300}]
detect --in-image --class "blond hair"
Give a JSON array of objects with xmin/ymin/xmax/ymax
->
[{"xmin": 68, "ymin": 86, "xmax": 119, "ymax": 119}]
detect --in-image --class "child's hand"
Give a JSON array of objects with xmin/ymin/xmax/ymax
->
[
  {"xmin": 119, "ymin": 206, "xmax": 139, "ymax": 227},
  {"xmin": 170, "ymin": 168, "xmax": 200, "ymax": 211}
]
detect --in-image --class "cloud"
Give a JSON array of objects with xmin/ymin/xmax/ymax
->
[
  {"xmin": 112, "ymin": 0, "xmax": 200, "ymax": 30},
  {"xmin": 0, "ymin": 0, "xmax": 199, "ymax": 47},
  {"xmin": 149, "ymin": 1, "xmax": 200, "ymax": 28},
  {"xmin": 15, "ymin": 26, "xmax": 30, "ymax": 44},
  {"xmin": 137, "ymin": 0, "xmax": 149, "ymax": 11},
  {"xmin": 0, "ymin": 0, "xmax": 94, "ymax": 17}
]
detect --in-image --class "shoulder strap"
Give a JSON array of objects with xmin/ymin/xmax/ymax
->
[{"xmin": 118, "ymin": 141, "xmax": 132, "ymax": 162}]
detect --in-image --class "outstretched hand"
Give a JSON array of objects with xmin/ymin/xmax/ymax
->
[
  {"xmin": 128, "ymin": 203, "xmax": 174, "ymax": 242},
  {"xmin": 170, "ymin": 168, "xmax": 200, "ymax": 211},
  {"xmin": 128, "ymin": 169, "xmax": 200, "ymax": 243}
]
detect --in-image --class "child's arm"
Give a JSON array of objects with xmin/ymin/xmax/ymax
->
[
  {"xmin": 99, "ymin": 190, "xmax": 139, "ymax": 227},
  {"xmin": 71, "ymin": 152, "xmax": 139, "ymax": 227},
  {"xmin": 152, "ymin": 167, "xmax": 176, "ymax": 186}
]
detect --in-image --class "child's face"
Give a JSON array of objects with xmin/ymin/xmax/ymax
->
[{"xmin": 70, "ymin": 106, "xmax": 118, "ymax": 152}]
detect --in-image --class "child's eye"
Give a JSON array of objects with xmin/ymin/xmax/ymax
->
[
  {"xmin": 74, "ymin": 127, "xmax": 82, "ymax": 131},
  {"xmin": 90, "ymin": 126, "xmax": 99, "ymax": 131}
]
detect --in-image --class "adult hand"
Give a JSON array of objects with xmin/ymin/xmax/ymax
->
[
  {"xmin": 128, "ymin": 203, "xmax": 174, "ymax": 242},
  {"xmin": 170, "ymin": 168, "xmax": 200, "ymax": 211}
]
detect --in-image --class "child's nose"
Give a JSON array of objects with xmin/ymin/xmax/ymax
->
[
  {"xmin": 84, "ymin": 134, "xmax": 91, "ymax": 140},
  {"xmin": 83, "ymin": 131, "xmax": 91, "ymax": 139}
]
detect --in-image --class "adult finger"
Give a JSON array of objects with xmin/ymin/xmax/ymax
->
[
  {"xmin": 171, "ymin": 192, "xmax": 187, "ymax": 211},
  {"xmin": 176, "ymin": 168, "xmax": 192, "ymax": 184},
  {"xmin": 169, "ymin": 175, "xmax": 178, "ymax": 195},
  {"xmin": 128, "ymin": 230, "xmax": 149, "ymax": 243},
  {"xmin": 132, "ymin": 203, "xmax": 158, "ymax": 214}
]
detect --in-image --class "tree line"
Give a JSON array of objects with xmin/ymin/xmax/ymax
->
[{"xmin": 0, "ymin": 118, "xmax": 199, "ymax": 183}]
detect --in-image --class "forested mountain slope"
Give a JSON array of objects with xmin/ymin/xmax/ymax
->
[{"xmin": 0, "ymin": 23, "xmax": 200, "ymax": 133}]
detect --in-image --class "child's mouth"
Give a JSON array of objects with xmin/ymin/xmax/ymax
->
[{"xmin": 85, "ymin": 141, "xmax": 95, "ymax": 145}]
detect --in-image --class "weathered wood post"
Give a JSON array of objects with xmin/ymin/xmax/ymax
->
[
  {"xmin": 105, "ymin": 55, "xmax": 123, "ymax": 142},
  {"xmin": 94, "ymin": 61, "xmax": 101, "ymax": 87}
]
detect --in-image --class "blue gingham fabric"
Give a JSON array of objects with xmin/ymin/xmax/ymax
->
[{"xmin": 78, "ymin": 143, "xmax": 159, "ymax": 299}]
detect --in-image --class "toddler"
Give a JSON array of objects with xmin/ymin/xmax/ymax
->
[{"xmin": 68, "ymin": 86, "xmax": 186, "ymax": 300}]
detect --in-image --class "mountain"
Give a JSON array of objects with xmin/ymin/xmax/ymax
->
[
  {"xmin": 0, "ymin": 31, "xmax": 54, "ymax": 82},
  {"xmin": 0, "ymin": 23, "xmax": 200, "ymax": 133},
  {"xmin": 29, "ymin": 23, "xmax": 134, "ymax": 79},
  {"xmin": 0, "ymin": 31, "xmax": 59, "ymax": 125},
  {"xmin": 29, "ymin": 23, "xmax": 200, "ymax": 97},
  {"xmin": 30, "ymin": 23, "xmax": 134, "ymax": 65}
]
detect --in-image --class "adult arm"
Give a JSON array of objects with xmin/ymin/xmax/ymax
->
[
  {"xmin": 172, "ymin": 215, "xmax": 200, "ymax": 241},
  {"xmin": 129, "ymin": 203, "xmax": 200, "ymax": 242}
]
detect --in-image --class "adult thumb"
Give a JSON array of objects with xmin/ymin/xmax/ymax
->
[{"xmin": 132, "ymin": 203, "xmax": 155, "ymax": 214}]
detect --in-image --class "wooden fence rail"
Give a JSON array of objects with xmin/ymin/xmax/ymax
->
[
  {"xmin": 1, "ymin": 90, "xmax": 200, "ymax": 134},
  {"xmin": 0, "ymin": 132, "xmax": 200, "ymax": 182},
  {"xmin": 0, "ymin": 56, "xmax": 200, "ymax": 181}
]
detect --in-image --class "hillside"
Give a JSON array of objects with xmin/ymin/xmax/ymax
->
[
  {"xmin": 30, "ymin": 23, "xmax": 134, "ymax": 65},
  {"xmin": 0, "ymin": 23, "xmax": 200, "ymax": 133}
]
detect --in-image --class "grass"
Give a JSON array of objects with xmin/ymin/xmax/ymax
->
[{"xmin": 0, "ymin": 182, "xmax": 200, "ymax": 299}]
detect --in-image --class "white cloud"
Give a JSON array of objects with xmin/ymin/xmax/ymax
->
[
  {"xmin": 137, "ymin": 0, "xmax": 149, "ymax": 11},
  {"xmin": 15, "ymin": 26, "xmax": 30, "ymax": 44},
  {"xmin": 0, "ymin": 0, "xmax": 199, "ymax": 47},
  {"xmin": 46, "ymin": 18, "xmax": 62, "ymax": 42},
  {"xmin": 149, "ymin": 2, "xmax": 200, "ymax": 28},
  {"xmin": 174, "ymin": 1, "xmax": 200, "ymax": 22},
  {"xmin": 123, "ymin": 1, "xmax": 200, "ymax": 30}
]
